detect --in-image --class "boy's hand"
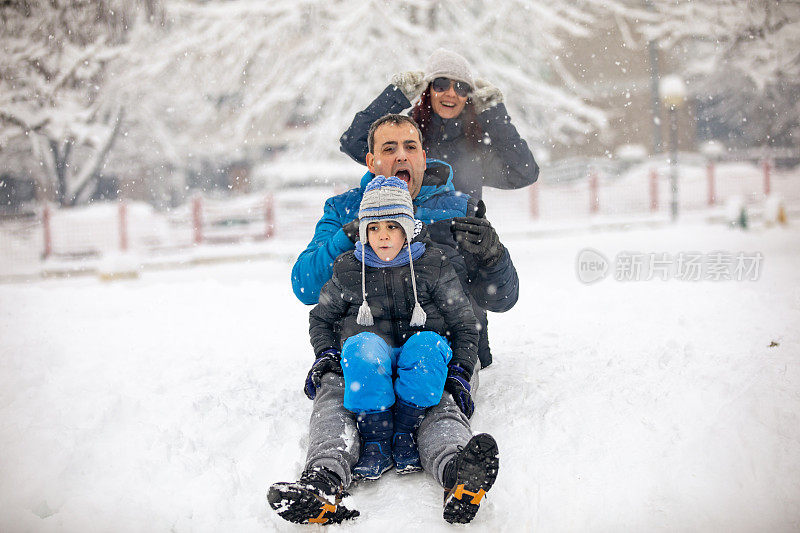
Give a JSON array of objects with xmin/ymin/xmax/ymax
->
[
  {"xmin": 444, "ymin": 365, "xmax": 474, "ymax": 418},
  {"xmin": 304, "ymin": 349, "xmax": 343, "ymax": 400}
]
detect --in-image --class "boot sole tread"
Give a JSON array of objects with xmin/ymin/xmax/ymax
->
[
  {"xmin": 443, "ymin": 433, "xmax": 499, "ymax": 524},
  {"xmin": 268, "ymin": 482, "xmax": 359, "ymax": 524}
]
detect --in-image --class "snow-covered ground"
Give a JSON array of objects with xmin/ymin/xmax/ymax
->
[{"xmin": 1, "ymin": 219, "xmax": 799, "ymax": 532}]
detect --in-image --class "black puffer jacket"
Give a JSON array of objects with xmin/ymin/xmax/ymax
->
[
  {"xmin": 309, "ymin": 228, "xmax": 480, "ymax": 375},
  {"xmin": 340, "ymin": 84, "xmax": 539, "ymax": 200}
]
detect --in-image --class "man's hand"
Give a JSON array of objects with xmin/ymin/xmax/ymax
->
[
  {"xmin": 450, "ymin": 201, "xmax": 504, "ymax": 267},
  {"xmin": 444, "ymin": 365, "xmax": 474, "ymax": 418},
  {"xmin": 391, "ymin": 71, "xmax": 427, "ymax": 103},
  {"xmin": 304, "ymin": 349, "xmax": 343, "ymax": 400},
  {"xmin": 472, "ymin": 78, "xmax": 504, "ymax": 114},
  {"xmin": 342, "ymin": 219, "xmax": 359, "ymax": 244}
]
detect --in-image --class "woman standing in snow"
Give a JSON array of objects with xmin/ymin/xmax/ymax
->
[{"xmin": 340, "ymin": 48, "xmax": 539, "ymax": 202}]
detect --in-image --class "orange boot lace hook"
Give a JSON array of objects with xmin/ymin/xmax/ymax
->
[{"xmin": 453, "ymin": 484, "xmax": 487, "ymax": 505}]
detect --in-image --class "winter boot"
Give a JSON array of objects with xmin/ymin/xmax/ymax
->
[
  {"xmin": 442, "ymin": 433, "xmax": 499, "ymax": 524},
  {"xmin": 392, "ymin": 399, "xmax": 427, "ymax": 474},
  {"xmin": 352, "ymin": 409, "xmax": 394, "ymax": 480},
  {"xmin": 267, "ymin": 466, "xmax": 359, "ymax": 525}
]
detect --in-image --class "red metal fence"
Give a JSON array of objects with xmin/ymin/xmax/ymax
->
[
  {"xmin": 1, "ymin": 158, "xmax": 797, "ymax": 278},
  {"xmin": 516, "ymin": 157, "xmax": 795, "ymax": 225},
  {"xmin": 36, "ymin": 193, "xmax": 276, "ymax": 259}
]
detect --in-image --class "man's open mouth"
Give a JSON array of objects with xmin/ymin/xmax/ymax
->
[{"xmin": 395, "ymin": 170, "xmax": 410, "ymax": 182}]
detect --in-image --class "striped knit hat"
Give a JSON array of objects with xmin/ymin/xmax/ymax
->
[
  {"xmin": 358, "ymin": 175, "xmax": 416, "ymax": 244},
  {"xmin": 356, "ymin": 176, "xmax": 426, "ymax": 327}
]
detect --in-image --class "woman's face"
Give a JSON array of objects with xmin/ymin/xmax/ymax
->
[{"xmin": 430, "ymin": 79, "xmax": 469, "ymax": 119}]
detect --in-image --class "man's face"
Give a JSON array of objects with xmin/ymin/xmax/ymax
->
[{"xmin": 366, "ymin": 123, "xmax": 426, "ymax": 199}]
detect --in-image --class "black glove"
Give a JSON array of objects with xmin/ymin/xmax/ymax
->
[
  {"xmin": 342, "ymin": 219, "xmax": 359, "ymax": 244},
  {"xmin": 450, "ymin": 201, "xmax": 504, "ymax": 267},
  {"xmin": 444, "ymin": 364, "xmax": 474, "ymax": 418},
  {"xmin": 304, "ymin": 349, "xmax": 343, "ymax": 400}
]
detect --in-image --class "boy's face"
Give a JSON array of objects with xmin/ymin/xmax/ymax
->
[{"xmin": 366, "ymin": 220, "xmax": 406, "ymax": 261}]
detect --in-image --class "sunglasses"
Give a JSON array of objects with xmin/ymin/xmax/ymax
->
[{"xmin": 431, "ymin": 77, "xmax": 471, "ymax": 97}]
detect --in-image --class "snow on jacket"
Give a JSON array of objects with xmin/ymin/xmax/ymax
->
[
  {"xmin": 291, "ymin": 159, "xmax": 519, "ymax": 367},
  {"xmin": 309, "ymin": 225, "xmax": 480, "ymax": 374},
  {"xmin": 339, "ymin": 84, "xmax": 539, "ymax": 201}
]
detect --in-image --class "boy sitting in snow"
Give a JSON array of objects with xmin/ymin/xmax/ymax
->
[
  {"xmin": 269, "ymin": 175, "xmax": 498, "ymax": 524},
  {"xmin": 312, "ymin": 174, "xmax": 480, "ymax": 478}
]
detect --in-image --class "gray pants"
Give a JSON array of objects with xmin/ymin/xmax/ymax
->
[{"xmin": 305, "ymin": 372, "xmax": 476, "ymax": 488}]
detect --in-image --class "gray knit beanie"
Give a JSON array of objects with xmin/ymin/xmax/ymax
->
[
  {"xmin": 358, "ymin": 175, "xmax": 416, "ymax": 245},
  {"xmin": 424, "ymin": 48, "xmax": 475, "ymax": 88}
]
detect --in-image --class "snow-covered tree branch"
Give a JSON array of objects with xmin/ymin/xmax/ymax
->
[
  {"xmin": 0, "ymin": 0, "xmax": 160, "ymax": 205},
  {"xmin": 120, "ymin": 0, "xmax": 647, "ymax": 164},
  {"xmin": 641, "ymin": 0, "xmax": 800, "ymax": 147},
  {"xmin": 7, "ymin": 0, "xmax": 793, "ymax": 202}
]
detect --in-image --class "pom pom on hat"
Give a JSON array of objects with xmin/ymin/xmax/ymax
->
[{"xmin": 357, "ymin": 299, "xmax": 374, "ymax": 326}]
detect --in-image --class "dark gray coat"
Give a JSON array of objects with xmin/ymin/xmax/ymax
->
[
  {"xmin": 309, "ymin": 229, "xmax": 480, "ymax": 374},
  {"xmin": 340, "ymin": 84, "xmax": 539, "ymax": 201}
]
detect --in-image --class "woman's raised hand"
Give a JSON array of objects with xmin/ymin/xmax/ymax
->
[
  {"xmin": 471, "ymin": 78, "xmax": 504, "ymax": 114},
  {"xmin": 391, "ymin": 70, "xmax": 427, "ymax": 103}
]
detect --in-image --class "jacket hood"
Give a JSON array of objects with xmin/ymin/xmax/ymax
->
[{"xmin": 358, "ymin": 158, "xmax": 455, "ymax": 205}]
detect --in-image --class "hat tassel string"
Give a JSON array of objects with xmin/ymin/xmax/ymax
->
[
  {"xmin": 407, "ymin": 244, "xmax": 427, "ymax": 327},
  {"xmin": 357, "ymin": 258, "xmax": 374, "ymax": 326}
]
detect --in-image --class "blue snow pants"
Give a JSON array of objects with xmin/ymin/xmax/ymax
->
[{"xmin": 340, "ymin": 331, "xmax": 452, "ymax": 413}]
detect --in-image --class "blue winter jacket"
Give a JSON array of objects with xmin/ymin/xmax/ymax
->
[
  {"xmin": 291, "ymin": 159, "xmax": 519, "ymax": 366},
  {"xmin": 292, "ymin": 159, "xmax": 466, "ymax": 304}
]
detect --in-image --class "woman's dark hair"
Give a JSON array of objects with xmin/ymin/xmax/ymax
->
[{"xmin": 411, "ymin": 85, "xmax": 483, "ymax": 146}]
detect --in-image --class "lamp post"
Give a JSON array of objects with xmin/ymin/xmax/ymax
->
[
  {"xmin": 644, "ymin": 0, "xmax": 662, "ymax": 154},
  {"xmin": 659, "ymin": 75, "xmax": 686, "ymax": 222}
]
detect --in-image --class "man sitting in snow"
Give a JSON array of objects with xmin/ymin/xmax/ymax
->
[{"xmin": 268, "ymin": 114, "xmax": 519, "ymax": 524}]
